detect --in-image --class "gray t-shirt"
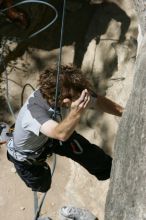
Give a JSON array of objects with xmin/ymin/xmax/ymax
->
[{"xmin": 7, "ymin": 89, "xmax": 59, "ymax": 161}]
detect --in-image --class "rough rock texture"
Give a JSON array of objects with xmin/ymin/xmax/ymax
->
[
  {"xmin": 105, "ymin": 1, "xmax": 146, "ymax": 220},
  {"xmin": 105, "ymin": 34, "xmax": 146, "ymax": 220},
  {"xmin": 0, "ymin": 0, "xmax": 137, "ymax": 220}
]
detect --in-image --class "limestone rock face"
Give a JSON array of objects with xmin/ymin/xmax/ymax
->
[
  {"xmin": 105, "ymin": 1, "xmax": 146, "ymax": 220},
  {"xmin": 105, "ymin": 35, "xmax": 146, "ymax": 220}
]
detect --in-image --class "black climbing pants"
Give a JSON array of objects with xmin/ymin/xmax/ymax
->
[{"xmin": 7, "ymin": 132, "xmax": 112, "ymax": 193}]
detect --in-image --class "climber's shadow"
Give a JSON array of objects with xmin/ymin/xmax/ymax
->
[
  {"xmin": 72, "ymin": 1, "xmax": 130, "ymax": 68},
  {"xmin": 0, "ymin": 1, "xmax": 130, "ymax": 71}
]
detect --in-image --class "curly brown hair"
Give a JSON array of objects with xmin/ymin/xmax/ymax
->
[{"xmin": 39, "ymin": 65, "xmax": 92, "ymax": 105}]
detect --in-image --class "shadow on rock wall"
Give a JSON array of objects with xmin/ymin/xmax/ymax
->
[{"xmin": 0, "ymin": 0, "xmax": 130, "ymax": 72}]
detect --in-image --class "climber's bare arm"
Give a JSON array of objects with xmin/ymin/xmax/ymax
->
[{"xmin": 89, "ymin": 94, "xmax": 124, "ymax": 117}]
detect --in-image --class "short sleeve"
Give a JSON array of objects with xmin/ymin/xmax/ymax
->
[
  {"xmin": 22, "ymin": 104, "xmax": 51, "ymax": 136},
  {"xmin": 22, "ymin": 110, "xmax": 42, "ymax": 136}
]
